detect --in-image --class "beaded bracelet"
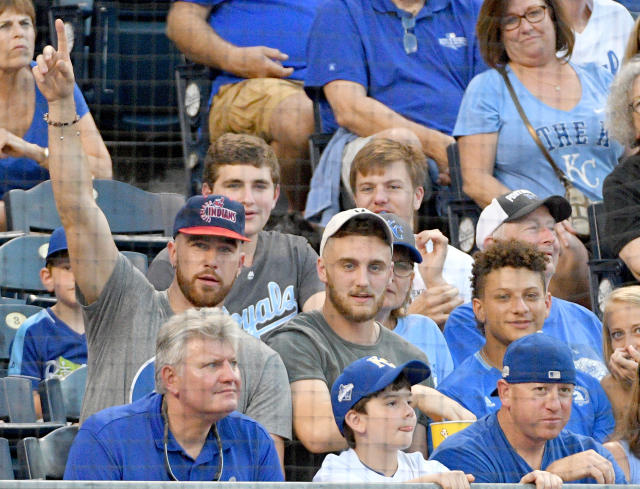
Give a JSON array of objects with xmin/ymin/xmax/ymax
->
[{"xmin": 43, "ymin": 112, "xmax": 80, "ymax": 127}]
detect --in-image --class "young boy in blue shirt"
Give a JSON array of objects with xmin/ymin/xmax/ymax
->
[
  {"xmin": 313, "ymin": 355, "xmax": 474, "ymax": 486},
  {"xmin": 8, "ymin": 227, "xmax": 87, "ymax": 417}
]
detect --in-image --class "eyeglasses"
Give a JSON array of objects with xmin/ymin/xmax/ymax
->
[
  {"xmin": 401, "ymin": 15, "xmax": 418, "ymax": 55},
  {"xmin": 502, "ymin": 5, "xmax": 547, "ymax": 31},
  {"xmin": 393, "ymin": 260, "xmax": 414, "ymax": 278},
  {"xmin": 629, "ymin": 98, "xmax": 640, "ymax": 115}
]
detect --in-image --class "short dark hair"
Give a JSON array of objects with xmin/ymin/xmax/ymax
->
[
  {"xmin": 476, "ymin": 0, "xmax": 574, "ymax": 69},
  {"xmin": 472, "ymin": 240, "xmax": 548, "ymax": 335},
  {"xmin": 45, "ymin": 250, "xmax": 70, "ymax": 269},
  {"xmin": 331, "ymin": 216, "xmax": 389, "ymax": 246},
  {"xmin": 203, "ymin": 133, "xmax": 280, "ymax": 187},
  {"xmin": 343, "ymin": 375, "xmax": 411, "ymax": 449},
  {"xmin": 350, "ymin": 138, "xmax": 427, "ymax": 193}
]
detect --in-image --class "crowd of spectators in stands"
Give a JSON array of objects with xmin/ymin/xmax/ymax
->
[{"xmin": 6, "ymin": 0, "xmax": 640, "ymax": 484}]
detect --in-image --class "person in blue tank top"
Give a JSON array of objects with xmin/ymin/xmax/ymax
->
[
  {"xmin": 431, "ymin": 333, "xmax": 627, "ymax": 485},
  {"xmin": 438, "ymin": 240, "xmax": 614, "ymax": 442},
  {"xmin": 8, "ymin": 227, "xmax": 87, "ymax": 418}
]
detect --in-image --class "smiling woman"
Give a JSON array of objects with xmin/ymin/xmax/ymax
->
[{"xmin": 0, "ymin": 0, "xmax": 111, "ymax": 230}]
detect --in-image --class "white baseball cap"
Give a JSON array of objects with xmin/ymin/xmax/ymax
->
[{"xmin": 320, "ymin": 208, "xmax": 394, "ymax": 256}]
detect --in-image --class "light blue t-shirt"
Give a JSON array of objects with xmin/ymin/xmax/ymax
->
[
  {"xmin": 453, "ymin": 63, "xmax": 623, "ymax": 201},
  {"xmin": 437, "ymin": 351, "xmax": 615, "ymax": 442},
  {"xmin": 443, "ymin": 299, "xmax": 607, "ymax": 380},
  {"xmin": 394, "ymin": 315, "xmax": 453, "ymax": 387}
]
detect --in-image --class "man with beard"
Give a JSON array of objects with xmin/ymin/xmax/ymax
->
[
  {"xmin": 33, "ymin": 20, "xmax": 292, "ymax": 466},
  {"xmin": 266, "ymin": 208, "xmax": 474, "ymax": 480}
]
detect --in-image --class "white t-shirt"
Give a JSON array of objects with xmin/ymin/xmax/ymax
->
[
  {"xmin": 313, "ymin": 448, "xmax": 449, "ymax": 482},
  {"xmin": 412, "ymin": 244, "xmax": 474, "ymax": 304},
  {"xmin": 571, "ymin": 0, "xmax": 634, "ymax": 75}
]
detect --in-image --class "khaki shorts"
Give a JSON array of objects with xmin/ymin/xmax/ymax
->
[{"xmin": 209, "ymin": 78, "xmax": 304, "ymax": 143}]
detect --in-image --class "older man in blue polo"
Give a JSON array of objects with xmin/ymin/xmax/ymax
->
[{"xmin": 431, "ymin": 334, "xmax": 626, "ymax": 487}]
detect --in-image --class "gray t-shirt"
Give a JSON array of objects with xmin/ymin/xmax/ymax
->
[
  {"xmin": 79, "ymin": 254, "xmax": 292, "ymax": 439},
  {"xmin": 265, "ymin": 310, "xmax": 433, "ymax": 480},
  {"xmin": 147, "ymin": 231, "xmax": 323, "ymax": 338}
]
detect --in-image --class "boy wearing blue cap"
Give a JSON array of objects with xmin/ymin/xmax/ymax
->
[
  {"xmin": 314, "ymin": 355, "xmax": 474, "ymax": 485},
  {"xmin": 431, "ymin": 334, "xmax": 627, "ymax": 486},
  {"xmin": 9, "ymin": 227, "xmax": 87, "ymax": 417}
]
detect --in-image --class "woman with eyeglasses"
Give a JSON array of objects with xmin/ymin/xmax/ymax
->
[
  {"xmin": 600, "ymin": 287, "xmax": 640, "ymax": 483},
  {"xmin": 454, "ymin": 0, "xmax": 623, "ymax": 210},
  {"xmin": 376, "ymin": 213, "xmax": 454, "ymax": 388}
]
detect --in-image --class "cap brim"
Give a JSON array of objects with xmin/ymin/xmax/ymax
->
[
  {"xmin": 373, "ymin": 360, "xmax": 431, "ymax": 394},
  {"xmin": 394, "ymin": 243, "xmax": 422, "ymax": 264},
  {"xmin": 178, "ymin": 226, "xmax": 250, "ymax": 241},
  {"xmin": 504, "ymin": 195, "xmax": 571, "ymax": 224}
]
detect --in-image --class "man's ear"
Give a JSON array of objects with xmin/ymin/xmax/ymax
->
[
  {"xmin": 412, "ymin": 185, "xmax": 425, "ymax": 211},
  {"xmin": 496, "ymin": 379, "xmax": 511, "ymax": 405},
  {"xmin": 317, "ymin": 257, "xmax": 328, "ymax": 285},
  {"xmin": 167, "ymin": 239, "xmax": 177, "ymax": 268},
  {"xmin": 161, "ymin": 364, "xmax": 180, "ymax": 396},
  {"xmin": 40, "ymin": 267, "xmax": 55, "ymax": 293},
  {"xmin": 271, "ymin": 184, "xmax": 281, "ymax": 210},
  {"xmin": 202, "ymin": 182, "xmax": 212, "ymax": 196},
  {"xmin": 472, "ymin": 297, "xmax": 485, "ymax": 324}
]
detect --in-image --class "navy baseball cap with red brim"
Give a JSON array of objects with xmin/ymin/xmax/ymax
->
[{"xmin": 173, "ymin": 195, "xmax": 250, "ymax": 241}]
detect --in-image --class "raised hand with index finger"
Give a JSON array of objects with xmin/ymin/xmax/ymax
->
[{"xmin": 32, "ymin": 19, "xmax": 75, "ymax": 104}]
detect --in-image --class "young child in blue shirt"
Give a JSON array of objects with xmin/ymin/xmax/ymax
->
[
  {"xmin": 8, "ymin": 227, "xmax": 87, "ymax": 417},
  {"xmin": 313, "ymin": 355, "xmax": 474, "ymax": 486}
]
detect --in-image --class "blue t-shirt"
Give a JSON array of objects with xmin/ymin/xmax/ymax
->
[
  {"xmin": 437, "ymin": 352, "xmax": 614, "ymax": 442},
  {"xmin": 8, "ymin": 308, "xmax": 87, "ymax": 389},
  {"xmin": 394, "ymin": 315, "xmax": 453, "ymax": 387},
  {"xmin": 64, "ymin": 392, "xmax": 283, "ymax": 481},
  {"xmin": 453, "ymin": 63, "xmax": 623, "ymax": 201},
  {"xmin": 0, "ymin": 66, "xmax": 89, "ymax": 198},
  {"xmin": 443, "ymin": 298, "xmax": 607, "ymax": 380},
  {"xmin": 180, "ymin": 0, "xmax": 319, "ymax": 97},
  {"xmin": 430, "ymin": 412, "xmax": 626, "ymax": 484},
  {"xmin": 304, "ymin": 0, "xmax": 486, "ymax": 133}
]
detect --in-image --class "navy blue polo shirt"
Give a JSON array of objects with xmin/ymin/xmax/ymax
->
[
  {"xmin": 305, "ymin": 0, "xmax": 486, "ymax": 133},
  {"xmin": 64, "ymin": 393, "xmax": 283, "ymax": 481}
]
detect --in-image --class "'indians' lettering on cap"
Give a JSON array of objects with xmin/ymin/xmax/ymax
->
[{"xmin": 172, "ymin": 195, "xmax": 250, "ymax": 241}]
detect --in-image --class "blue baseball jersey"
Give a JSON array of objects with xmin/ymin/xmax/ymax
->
[
  {"xmin": 64, "ymin": 392, "xmax": 283, "ymax": 481},
  {"xmin": 437, "ymin": 352, "xmax": 614, "ymax": 442},
  {"xmin": 430, "ymin": 413, "xmax": 626, "ymax": 483},
  {"xmin": 305, "ymin": 0, "xmax": 486, "ymax": 133},
  {"xmin": 8, "ymin": 308, "xmax": 87, "ymax": 389},
  {"xmin": 443, "ymin": 298, "xmax": 607, "ymax": 380}
]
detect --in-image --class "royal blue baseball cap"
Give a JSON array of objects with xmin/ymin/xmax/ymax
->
[
  {"xmin": 379, "ymin": 213, "xmax": 422, "ymax": 264},
  {"xmin": 46, "ymin": 227, "xmax": 68, "ymax": 259},
  {"xmin": 501, "ymin": 333, "xmax": 576, "ymax": 385},
  {"xmin": 172, "ymin": 195, "xmax": 250, "ymax": 241},
  {"xmin": 331, "ymin": 356, "xmax": 430, "ymax": 435}
]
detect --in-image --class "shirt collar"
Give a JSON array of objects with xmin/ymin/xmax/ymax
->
[{"xmin": 371, "ymin": 0, "xmax": 451, "ymax": 19}]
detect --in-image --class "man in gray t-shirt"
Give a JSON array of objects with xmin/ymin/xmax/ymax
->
[
  {"xmin": 147, "ymin": 133, "xmax": 324, "ymax": 338},
  {"xmin": 266, "ymin": 208, "xmax": 475, "ymax": 480},
  {"xmin": 40, "ymin": 52, "xmax": 291, "ymax": 468}
]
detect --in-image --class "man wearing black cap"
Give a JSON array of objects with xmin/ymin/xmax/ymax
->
[
  {"xmin": 444, "ymin": 190, "xmax": 607, "ymax": 381},
  {"xmin": 431, "ymin": 333, "xmax": 627, "ymax": 485},
  {"xmin": 33, "ymin": 22, "xmax": 291, "ymax": 467}
]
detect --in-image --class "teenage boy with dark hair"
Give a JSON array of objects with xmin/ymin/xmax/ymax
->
[
  {"xmin": 313, "ymin": 355, "xmax": 474, "ymax": 486},
  {"xmin": 9, "ymin": 227, "xmax": 86, "ymax": 417}
]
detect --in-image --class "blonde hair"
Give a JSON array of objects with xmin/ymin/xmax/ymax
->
[{"xmin": 602, "ymin": 286, "xmax": 640, "ymax": 365}]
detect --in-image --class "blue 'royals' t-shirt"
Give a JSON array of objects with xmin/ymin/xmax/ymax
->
[
  {"xmin": 0, "ymin": 64, "xmax": 89, "ymax": 198},
  {"xmin": 8, "ymin": 308, "xmax": 87, "ymax": 388},
  {"xmin": 453, "ymin": 63, "xmax": 623, "ymax": 201},
  {"xmin": 437, "ymin": 351, "xmax": 614, "ymax": 442},
  {"xmin": 305, "ymin": 0, "xmax": 486, "ymax": 133},
  {"xmin": 443, "ymin": 299, "xmax": 607, "ymax": 380}
]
